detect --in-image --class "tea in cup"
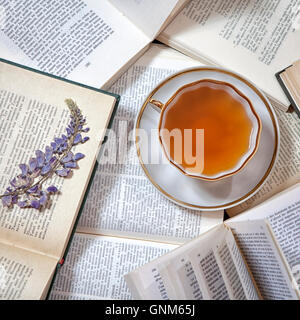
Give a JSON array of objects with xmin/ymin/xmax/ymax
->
[{"xmin": 150, "ymin": 79, "xmax": 261, "ymax": 181}]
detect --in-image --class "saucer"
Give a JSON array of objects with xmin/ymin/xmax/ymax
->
[{"xmin": 135, "ymin": 67, "xmax": 280, "ymax": 211}]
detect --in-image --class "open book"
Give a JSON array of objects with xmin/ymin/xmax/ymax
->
[
  {"xmin": 48, "ymin": 44, "xmax": 300, "ymax": 300},
  {"xmin": 0, "ymin": 59, "xmax": 118, "ymax": 299},
  {"xmin": 158, "ymin": 0, "xmax": 300, "ymax": 112},
  {"xmin": 0, "ymin": 0, "xmax": 187, "ymax": 89},
  {"xmin": 125, "ymin": 183, "xmax": 300, "ymax": 300}
]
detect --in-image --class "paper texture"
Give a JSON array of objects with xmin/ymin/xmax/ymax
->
[
  {"xmin": 228, "ymin": 220, "xmax": 298, "ymax": 299},
  {"xmin": 230, "ymin": 183, "xmax": 300, "ymax": 292},
  {"xmin": 0, "ymin": 242, "xmax": 57, "ymax": 300},
  {"xmin": 0, "ymin": 0, "xmax": 186, "ymax": 88},
  {"xmin": 0, "ymin": 0, "xmax": 149, "ymax": 88},
  {"xmin": 158, "ymin": 0, "xmax": 300, "ymax": 110},
  {"xmin": 0, "ymin": 60, "xmax": 116, "ymax": 262},
  {"xmin": 109, "ymin": 0, "xmax": 187, "ymax": 39},
  {"xmin": 49, "ymin": 234, "xmax": 177, "ymax": 300}
]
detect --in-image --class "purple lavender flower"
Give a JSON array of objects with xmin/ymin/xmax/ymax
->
[
  {"xmin": 61, "ymin": 152, "xmax": 73, "ymax": 163},
  {"xmin": 27, "ymin": 185, "xmax": 39, "ymax": 194},
  {"xmin": 41, "ymin": 163, "xmax": 51, "ymax": 176},
  {"xmin": 30, "ymin": 168, "xmax": 41, "ymax": 178},
  {"xmin": 2, "ymin": 195, "xmax": 12, "ymax": 207},
  {"xmin": 73, "ymin": 153, "xmax": 85, "ymax": 161},
  {"xmin": 73, "ymin": 133, "xmax": 82, "ymax": 144},
  {"xmin": 64, "ymin": 162, "xmax": 77, "ymax": 169},
  {"xmin": 31, "ymin": 200, "xmax": 40, "ymax": 209},
  {"xmin": 56, "ymin": 168, "xmax": 70, "ymax": 177},
  {"xmin": 19, "ymin": 164, "xmax": 29, "ymax": 177},
  {"xmin": 12, "ymin": 195, "xmax": 18, "ymax": 204},
  {"xmin": 18, "ymin": 201, "xmax": 27, "ymax": 208},
  {"xmin": 47, "ymin": 186, "xmax": 58, "ymax": 193},
  {"xmin": 29, "ymin": 158, "xmax": 37, "ymax": 172},
  {"xmin": 66, "ymin": 128, "xmax": 71, "ymax": 137},
  {"xmin": 0, "ymin": 98, "xmax": 89, "ymax": 210},
  {"xmin": 82, "ymin": 137, "xmax": 89, "ymax": 143},
  {"xmin": 45, "ymin": 146, "xmax": 53, "ymax": 163},
  {"xmin": 39, "ymin": 192, "xmax": 48, "ymax": 206},
  {"xmin": 36, "ymin": 150, "xmax": 45, "ymax": 168},
  {"xmin": 51, "ymin": 142, "xmax": 58, "ymax": 152}
]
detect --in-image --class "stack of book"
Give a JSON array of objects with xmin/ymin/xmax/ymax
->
[{"xmin": 0, "ymin": 0, "xmax": 299, "ymax": 300}]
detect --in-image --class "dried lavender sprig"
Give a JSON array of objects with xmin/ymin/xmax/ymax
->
[{"xmin": 0, "ymin": 99, "xmax": 90, "ymax": 210}]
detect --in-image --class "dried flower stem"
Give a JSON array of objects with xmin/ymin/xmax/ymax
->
[{"xmin": 0, "ymin": 99, "xmax": 90, "ymax": 209}]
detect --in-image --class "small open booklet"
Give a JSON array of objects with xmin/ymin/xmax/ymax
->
[
  {"xmin": 0, "ymin": 0, "xmax": 187, "ymax": 89},
  {"xmin": 125, "ymin": 183, "xmax": 300, "ymax": 300},
  {"xmin": 158, "ymin": 0, "xmax": 300, "ymax": 112},
  {"xmin": 0, "ymin": 59, "xmax": 118, "ymax": 299}
]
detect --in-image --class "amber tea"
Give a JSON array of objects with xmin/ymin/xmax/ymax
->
[{"xmin": 157, "ymin": 79, "xmax": 258, "ymax": 179}]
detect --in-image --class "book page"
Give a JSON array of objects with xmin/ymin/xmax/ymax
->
[
  {"xmin": 187, "ymin": 225, "xmax": 259, "ymax": 300},
  {"xmin": 0, "ymin": 60, "xmax": 116, "ymax": 261},
  {"xmin": 0, "ymin": 0, "xmax": 149, "ymax": 88},
  {"xmin": 161, "ymin": 259, "xmax": 204, "ymax": 300},
  {"xmin": 125, "ymin": 224, "xmax": 259, "ymax": 299},
  {"xmin": 124, "ymin": 227, "xmax": 217, "ymax": 300},
  {"xmin": 48, "ymin": 233, "xmax": 176, "ymax": 300},
  {"xmin": 229, "ymin": 183, "xmax": 300, "ymax": 291},
  {"xmin": 158, "ymin": 0, "xmax": 300, "ymax": 109},
  {"xmin": 228, "ymin": 107, "xmax": 300, "ymax": 216},
  {"xmin": 76, "ymin": 44, "xmax": 224, "ymax": 245},
  {"xmin": 228, "ymin": 220, "xmax": 298, "ymax": 299},
  {"xmin": 109, "ymin": 0, "xmax": 187, "ymax": 39},
  {"xmin": 0, "ymin": 242, "xmax": 57, "ymax": 300}
]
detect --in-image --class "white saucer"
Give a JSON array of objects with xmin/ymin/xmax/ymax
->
[{"xmin": 135, "ymin": 67, "xmax": 280, "ymax": 211}]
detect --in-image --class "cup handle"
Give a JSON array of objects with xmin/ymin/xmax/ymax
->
[{"xmin": 149, "ymin": 99, "xmax": 164, "ymax": 113}]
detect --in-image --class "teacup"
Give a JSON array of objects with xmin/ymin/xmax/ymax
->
[{"xmin": 150, "ymin": 79, "xmax": 262, "ymax": 181}]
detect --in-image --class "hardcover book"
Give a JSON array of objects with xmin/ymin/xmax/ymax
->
[
  {"xmin": 0, "ymin": 58, "xmax": 119, "ymax": 299},
  {"xmin": 276, "ymin": 60, "xmax": 300, "ymax": 118}
]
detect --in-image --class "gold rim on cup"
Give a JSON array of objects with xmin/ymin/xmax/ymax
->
[
  {"xmin": 135, "ymin": 67, "xmax": 279, "ymax": 210},
  {"xmin": 150, "ymin": 79, "xmax": 262, "ymax": 181}
]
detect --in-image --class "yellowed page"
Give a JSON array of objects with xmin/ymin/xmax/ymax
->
[
  {"xmin": 0, "ymin": 61, "xmax": 116, "ymax": 260},
  {"xmin": 0, "ymin": 242, "xmax": 57, "ymax": 300}
]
